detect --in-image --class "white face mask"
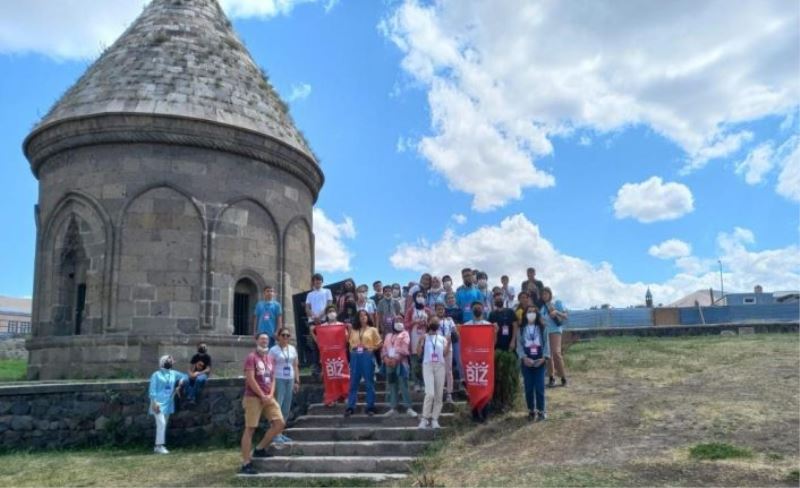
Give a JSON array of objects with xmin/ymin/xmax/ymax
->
[
  {"xmin": 256, "ymin": 344, "xmax": 269, "ymax": 353},
  {"xmin": 478, "ymin": 279, "xmax": 487, "ymax": 287},
  {"xmin": 416, "ymin": 297, "xmax": 425, "ymax": 305},
  {"xmin": 526, "ymin": 313, "xmax": 537, "ymax": 322},
  {"xmin": 443, "ymin": 281, "xmax": 452, "ymax": 289},
  {"xmin": 393, "ymin": 322, "xmax": 405, "ymax": 332},
  {"xmin": 326, "ymin": 312, "xmax": 337, "ymax": 321}
]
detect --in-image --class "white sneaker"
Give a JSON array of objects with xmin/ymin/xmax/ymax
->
[
  {"xmin": 153, "ymin": 445, "xmax": 169, "ymax": 454},
  {"xmin": 406, "ymin": 408, "xmax": 418, "ymax": 418},
  {"xmin": 417, "ymin": 418, "xmax": 429, "ymax": 429},
  {"xmin": 384, "ymin": 408, "xmax": 398, "ymax": 417},
  {"xmin": 431, "ymin": 419, "xmax": 442, "ymax": 429}
]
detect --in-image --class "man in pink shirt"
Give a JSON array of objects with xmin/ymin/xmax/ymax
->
[{"xmin": 239, "ymin": 333, "xmax": 286, "ymax": 475}]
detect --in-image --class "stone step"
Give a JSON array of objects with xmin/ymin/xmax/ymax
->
[
  {"xmin": 251, "ymin": 455, "xmax": 415, "ymax": 474},
  {"xmin": 283, "ymin": 426, "xmax": 445, "ymax": 442},
  {"xmin": 294, "ymin": 413, "xmax": 455, "ymax": 428},
  {"xmin": 354, "ymin": 389, "xmax": 467, "ymax": 402},
  {"xmin": 268, "ymin": 440, "xmax": 430, "ymax": 457},
  {"xmin": 238, "ymin": 472, "xmax": 408, "ymax": 481},
  {"xmin": 307, "ymin": 401, "xmax": 465, "ymax": 415}
]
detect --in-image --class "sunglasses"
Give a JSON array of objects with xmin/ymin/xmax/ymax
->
[{"xmin": 280, "ymin": 333, "xmax": 291, "ymax": 338}]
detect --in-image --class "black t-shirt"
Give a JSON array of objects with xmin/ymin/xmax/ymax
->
[
  {"xmin": 190, "ymin": 353, "xmax": 212, "ymax": 371},
  {"xmin": 445, "ymin": 307, "xmax": 464, "ymax": 324},
  {"xmin": 489, "ymin": 308, "xmax": 517, "ymax": 350}
]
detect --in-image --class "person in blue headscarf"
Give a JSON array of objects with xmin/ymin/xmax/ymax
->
[{"xmin": 148, "ymin": 355, "xmax": 187, "ymax": 454}]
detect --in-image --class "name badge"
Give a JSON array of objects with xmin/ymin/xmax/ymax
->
[
  {"xmin": 388, "ymin": 347, "xmax": 397, "ymax": 358},
  {"xmin": 431, "ymin": 352, "xmax": 440, "ymax": 363},
  {"xmin": 501, "ymin": 325, "xmax": 510, "ymax": 336},
  {"xmin": 356, "ymin": 346, "xmax": 365, "ymax": 353},
  {"xmin": 283, "ymin": 366, "xmax": 291, "ymax": 375},
  {"xmin": 263, "ymin": 312, "xmax": 271, "ymax": 321},
  {"xmin": 529, "ymin": 345, "xmax": 539, "ymax": 356}
]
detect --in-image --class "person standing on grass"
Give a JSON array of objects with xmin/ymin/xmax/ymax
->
[
  {"xmin": 416, "ymin": 316, "xmax": 450, "ymax": 429},
  {"xmin": 253, "ymin": 285, "xmax": 282, "ymax": 347},
  {"xmin": 345, "ymin": 310, "xmax": 382, "ymax": 417},
  {"xmin": 540, "ymin": 287, "xmax": 569, "ymax": 388},
  {"xmin": 434, "ymin": 302, "xmax": 457, "ymax": 404},
  {"xmin": 405, "ymin": 290, "xmax": 432, "ymax": 393},
  {"xmin": 381, "ymin": 315, "xmax": 418, "ymax": 418},
  {"xmin": 517, "ymin": 305, "xmax": 549, "ymax": 420},
  {"xmin": 239, "ymin": 333, "xmax": 285, "ymax": 476},
  {"xmin": 184, "ymin": 343, "xmax": 211, "ymax": 404},
  {"xmin": 268, "ymin": 327, "xmax": 300, "ymax": 443},
  {"xmin": 149, "ymin": 355, "xmax": 187, "ymax": 455}
]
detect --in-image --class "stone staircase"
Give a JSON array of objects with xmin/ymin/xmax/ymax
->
[{"xmin": 244, "ymin": 380, "xmax": 466, "ymax": 481}]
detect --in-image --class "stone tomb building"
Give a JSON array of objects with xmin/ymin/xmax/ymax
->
[{"xmin": 23, "ymin": 0, "xmax": 322, "ymax": 379}]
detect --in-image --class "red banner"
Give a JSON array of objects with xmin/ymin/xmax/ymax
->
[
  {"xmin": 459, "ymin": 325, "xmax": 495, "ymax": 411},
  {"xmin": 315, "ymin": 323, "xmax": 350, "ymax": 405}
]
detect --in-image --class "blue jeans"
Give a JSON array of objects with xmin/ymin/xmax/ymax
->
[
  {"xmin": 347, "ymin": 350, "xmax": 375, "ymax": 409},
  {"xmin": 274, "ymin": 378, "xmax": 294, "ymax": 421},
  {"xmin": 385, "ymin": 362, "xmax": 411, "ymax": 409},
  {"xmin": 522, "ymin": 363, "xmax": 546, "ymax": 413},
  {"xmin": 452, "ymin": 342, "xmax": 463, "ymax": 381},
  {"xmin": 185, "ymin": 373, "xmax": 207, "ymax": 401}
]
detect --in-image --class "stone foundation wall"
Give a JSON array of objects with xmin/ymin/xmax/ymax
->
[
  {"xmin": 0, "ymin": 338, "xmax": 27, "ymax": 360},
  {"xmin": 0, "ymin": 377, "xmax": 322, "ymax": 450}
]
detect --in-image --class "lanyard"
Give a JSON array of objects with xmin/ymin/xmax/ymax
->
[
  {"xmin": 427, "ymin": 335, "xmax": 439, "ymax": 355},
  {"xmin": 281, "ymin": 346, "xmax": 290, "ymax": 364}
]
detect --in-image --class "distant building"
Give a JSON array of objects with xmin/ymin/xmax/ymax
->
[
  {"xmin": 720, "ymin": 286, "xmax": 798, "ymax": 306},
  {"xmin": 645, "ymin": 288, "xmax": 653, "ymax": 308},
  {"xmin": 0, "ymin": 296, "xmax": 32, "ymax": 336}
]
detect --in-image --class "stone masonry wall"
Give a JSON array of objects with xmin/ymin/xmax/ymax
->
[{"xmin": 0, "ymin": 377, "xmax": 321, "ymax": 450}]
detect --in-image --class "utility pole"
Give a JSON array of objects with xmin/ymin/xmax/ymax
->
[{"xmin": 718, "ymin": 260, "xmax": 724, "ymax": 298}]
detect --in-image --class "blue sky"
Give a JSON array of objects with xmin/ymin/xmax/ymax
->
[{"xmin": 0, "ymin": 0, "xmax": 798, "ymax": 308}]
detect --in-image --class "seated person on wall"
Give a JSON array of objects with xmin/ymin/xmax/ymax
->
[
  {"xmin": 149, "ymin": 355, "xmax": 187, "ymax": 455},
  {"xmin": 184, "ymin": 342, "xmax": 212, "ymax": 404}
]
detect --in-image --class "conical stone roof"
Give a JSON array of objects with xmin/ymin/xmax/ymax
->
[{"xmin": 34, "ymin": 0, "xmax": 313, "ymax": 160}]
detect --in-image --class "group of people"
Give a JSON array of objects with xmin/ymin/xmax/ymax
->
[{"xmin": 147, "ymin": 267, "xmax": 569, "ymax": 476}]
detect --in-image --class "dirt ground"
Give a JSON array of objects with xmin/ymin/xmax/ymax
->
[{"xmin": 404, "ymin": 333, "xmax": 800, "ymax": 487}]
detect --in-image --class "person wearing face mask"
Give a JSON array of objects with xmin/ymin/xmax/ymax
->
[
  {"xmin": 405, "ymin": 273, "xmax": 432, "ymax": 312},
  {"xmin": 382, "ymin": 316, "xmax": 418, "ymax": 418},
  {"xmin": 434, "ymin": 303, "xmax": 458, "ymax": 403},
  {"xmin": 516, "ymin": 306, "xmax": 550, "ymax": 421},
  {"xmin": 148, "ymin": 355, "xmax": 187, "ymax": 454},
  {"xmin": 404, "ymin": 290, "xmax": 432, "ymax": 392},
  {"xmin": 488, "ymin": 291, "xmax": 518, "ymax": 353},
  {"xmin": 345, "ymin": 310, "xmax": 383, "ymax": 417},
  {"xmin": 461, "ymin": 301, "xmax": 498, "ymax": 422},
  {"xmin": 184, "ymin": 343, "xmax": 212, "ymax": 404},
  {"xmin": 444, "ymin": 292, "xmax": 464, "ymax": 384},
  {"xmin": 268, "ymin": 327, "xmax": 300, "ymax": 443},
  {"xmin": 416, "ymin": 317, "xmax": 450, "ymax": 429},
  {"xmin": 239, "ymin": 333, "xmax": 286, "ymax": 475},
  {"xmin": 426, "ymin": 276, "xmax": 446, "ymax": 308},
  {"xmin": 311, "ymin": 305, "xmax": 350, "ymax": 407},
  {"xmin": 475, "ymin": 271, "xmax": 493, "ymax": 311},
  {"xmin": 441, "ymin": 275, "xmax": 454, "ymax": 295}
]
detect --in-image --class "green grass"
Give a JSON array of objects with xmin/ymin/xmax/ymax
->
[
  {"xmin": 689, "ymin": 442, "xmax": 754, "ymax": 461},
  {"xmin": 0, "ymin": 359, "xmax": 26, "ymax": 381}
]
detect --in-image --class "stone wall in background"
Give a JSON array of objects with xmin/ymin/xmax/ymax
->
[
  {"xmin": 0, "ymin": 338, "xmax": 27, "ymax": 361},
  {"xmin": 0, "ymin": 377, "xmax": 321, "ymax": 450}
]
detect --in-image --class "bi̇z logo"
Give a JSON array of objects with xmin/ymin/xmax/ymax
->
[
  {"xmin": 465, "ymin": 361, "xmax": 489, "ymax": 386},
  {"xmin": 325, "ymin": 357, "xmax": 345, "ymax": 378}
]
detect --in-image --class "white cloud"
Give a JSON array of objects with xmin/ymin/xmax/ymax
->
[
  {"xmin": 389, "ymin": 214, "xmax": 800, "ymax": 308},
  {"xmin": 287, "ymin": 83, "xmax": 312, "ymax": 102},
  {"xmin": 736, "ymin": 142, "xmax": 775, "ymax": 184},
  {"xmin": 0, "ymin": 0, "xmax": 324, "ymax": 59},
  {"xmin": 579, "ymin": 136, "xmax": 592, "ymax": 146},
  {"xmin": 451, "ymin": 213, "xmax": 467, "ymax": 225},
  {"xmin": 313, "ymin": 208, "xmax": 356, "ymax": 273},
  {"xmin": 382, "ymin": 0, "xmax": 799, "ymax": 209},
  {"xmin": 649, "ymin": 239, "xmax": 692, "ymax": 260},
  {"xmin": 775, "ymin": 136, "xmax": 800, "ymax": 202},
  {"xmin": 613, "ymin": 176, "xmax": 695, "ymax": 223}
]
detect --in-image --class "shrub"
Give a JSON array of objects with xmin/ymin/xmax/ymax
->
[{"xmin": 491, "ymin": 350, "xmax": 520, "ymax": 413}]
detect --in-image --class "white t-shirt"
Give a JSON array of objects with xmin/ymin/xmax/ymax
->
[
  {"xmin": 422, "ymin": 334, "xmax": 448, "ymax": 364},
  {"xmin": 357, "ymin": 299, "xmax": 376, "ymax": 314},
  {"xmin": 437, "ymin": 316, "xmax": 456, "ymax": 340},
  {"xmin": 305, "ymin": 288, "xmax": 333, "ymax": 318},
  {"xmin": 268, "ymin": 344, "xmax": 298, "ymax": 380}
]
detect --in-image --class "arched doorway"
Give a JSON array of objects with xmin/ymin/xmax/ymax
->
[
  {"xmin": 56, "ymin": 217, "xmax": 89, "ymax": 335},
  {"xmin": 233, "ymin": 278, "xmax": 258, "ymax": 336}
]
